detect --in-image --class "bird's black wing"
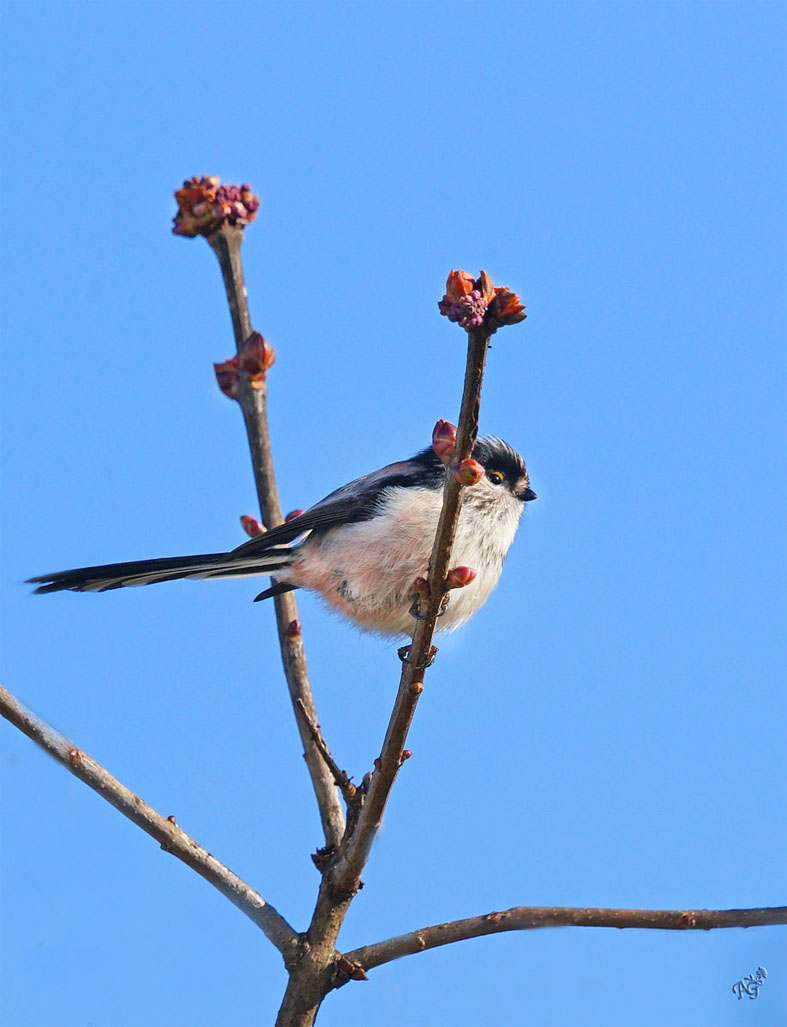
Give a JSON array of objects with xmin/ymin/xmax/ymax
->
[{"xmin": 231, "ymin": 451, "xmax": 445, "ymax": 558}]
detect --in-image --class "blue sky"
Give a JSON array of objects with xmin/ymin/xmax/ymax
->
[{"xmin": 1, "ymin": 2, "xmax": 785, "ymax": 1025}]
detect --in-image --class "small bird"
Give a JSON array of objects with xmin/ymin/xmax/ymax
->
[{"xmin": 29, "ymin": 437, "xmax": 536, "ymax": 637}]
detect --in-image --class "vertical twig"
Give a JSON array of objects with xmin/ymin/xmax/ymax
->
[
  {"xmin": 208, "ymin": 225, "xmax": 345, "ymax": 851},
  {"xmin": 330, "ymin": 326, "xmax": 490, "ymax": 894}
]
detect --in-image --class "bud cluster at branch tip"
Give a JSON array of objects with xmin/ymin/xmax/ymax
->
[
  {"xmin": 214, "ymin": 331, "xmax": 276, "ymax": 399},
  {"xmin": 240, "ymin": 515, "xmax": 266, "ymax": 538},
  {"xmin": 438, "ymin": 269, "xmax": 526, "ymax": 334},
  {"xmin": 432, "ymin": 419, "xmax": 457, "ymax": 464},
  {"xmin": 445, "ymin": 566, "xmax": 477, "ymax": 590},
  {"xmin": 172, "ymin": 176, "xmax": 260, "ymax": 237},
  {"xmin": 453, "ymin": 458, "xmax": 484, "ymax": 486}
]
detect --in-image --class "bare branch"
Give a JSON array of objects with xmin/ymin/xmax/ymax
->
[
  {"xmin": 207, "ymin": 225, "xmax": 345, "ymax": 850},
  {"xmin": 329, "ymin": 325, "xmax": 491, "ymax": 897},
  {"xmin": 295, "ymin": 698, "xmax": 356, "ymax": 802},
  {"xmin": 276, "ymin": 324, "xmax": 495, "ymax": 1024},
  {"xmin": 346, "ymin": 904, "xmax": 787, "ymax": 972},
  {"xmin": 0, "ymin": 684, "xmax": 298, "ymax": 959}
]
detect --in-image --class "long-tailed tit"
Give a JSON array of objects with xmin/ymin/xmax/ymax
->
[{"xmin": 29, "ymin": 436, "xmax": 536, "ymax": 637}]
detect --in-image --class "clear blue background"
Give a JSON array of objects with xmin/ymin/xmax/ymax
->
[{"xmin": 1, "ymin": 3, "xmax": 785, "ymax": 1025}]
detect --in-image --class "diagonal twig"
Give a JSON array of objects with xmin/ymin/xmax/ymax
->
[
  {"xmin": 344, "ymin": 904, "xmax": 787, "ymax": 972},
  {"xmin": 207, "ymin": 225, "xmax": 345, "ymax": 851},
  {"xmin": 0, "ymin": 683, "xmax": 298, "ymax": 959},
  {"xmin": 329, "ymin": 325, "xmax": 491, "ymax": 897},
  {"xmin": 295, "ymin": 698, "xmax": 356, "ymax": 801},
  {"xmin": 273, "ymin": 324, "xmax": 495, "ymax": 1025}
]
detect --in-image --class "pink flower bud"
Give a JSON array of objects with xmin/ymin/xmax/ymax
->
[
  {"xmin": 432, "ymin": 419, "xmax": 457, "ymax": 464},
  {"xmin": 285, "ymin": 509, "xmax": 305, "ymax": 522},
  {"xmin": 167, "ymin": 815, "xmax": 177, "ymax": 825},
  {"xmin": 240, "ymin": 515, "xmax": 266, "ymax": 537},
  {"xmin": 453, "ymin": 458, "xmax": 484, "ymax": 486},
  {"xmin": 173, "ymin": 175, "xmax": 260, "ymax": 237},
  {"xmin": 445, "ymin": 566, "xmax": 477, "ymax": 590}
]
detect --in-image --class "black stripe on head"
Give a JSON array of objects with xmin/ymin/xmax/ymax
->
[
  {"xmin": 472, "ymin": 436, "xmax": 528, "ymax": 488},
  {"xmin": 408, "ymin": 436, "xmax": 527, "ymax": 492}
]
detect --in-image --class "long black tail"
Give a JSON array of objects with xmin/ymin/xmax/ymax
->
[{"xmin": 28, "ymin": 547, "xmax": 294, "ymax": 594}]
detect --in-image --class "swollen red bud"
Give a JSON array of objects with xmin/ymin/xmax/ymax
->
[
  {"xmin": 444, "ymin": 269, "xmax": 476, "ymax": 301},
  {"xmin": 239, "ymin": 331, "xmax": 276, "ymax": 388},
  {"xmin": 453, "ymin": 458, "xmax": 484, "ymax": 486},
  {"xmin": 214, "ymin": 356, "xmax": 239, "ymax": 400},
  {"xmin": 476, "ymin": 270, "xmax": 495, "ymax": 303},
  {"xmin": 240, "ymin": 515, "xmax": 266, "ymax": 537},
  {"xmin": 445, "ymin": 566, "xmax": 477, "ymax": 590},
  {"xmin": 285, "ymin": 509, "xmax": 305, "ymax": 522},
  {"xmin": 167, "ymin": 815, "xmax": 177, "ymax": 825},
  {"xmin": 286, "ymin": 619, "xmax": 302, "ymax": 638},
  {"xmin": 432, "ymin": 420, "xmax": 457, "ymax": 464},
  {"xmin": 486, "ymin": 287, "xmax": 527, "ymax": 330}
]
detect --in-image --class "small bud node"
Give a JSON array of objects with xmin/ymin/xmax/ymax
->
[
  {"xmin": 432, "ymin": 419, "xmax": 457, "ymax": 463},
  {"xmin": 446, "ymin": 566, "xmax": 477, "ymax": 590},
  {"xmin": 453, "ymin": 458, "xmax": 484, "ymax": 486},
  {"xmin": 240, "ymin": 515, "xmax": 266, "ymax": 537}
]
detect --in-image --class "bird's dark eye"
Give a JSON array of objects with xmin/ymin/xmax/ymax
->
[{"xmin": 487, "ymin": 470, "xmax": 504, "ymax": 485}]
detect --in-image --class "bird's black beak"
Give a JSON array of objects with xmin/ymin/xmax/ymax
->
[{"xmin": 519, "ymin": 486, "xmax": 537, "ymax": 502}]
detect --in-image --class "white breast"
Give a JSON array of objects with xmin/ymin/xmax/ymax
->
[{"xmin": 281, "ymin": 484, "xmax": 524, "ymax": 637}]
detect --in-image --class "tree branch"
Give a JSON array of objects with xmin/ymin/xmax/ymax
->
[
  {"xmin": 295, "ymin": 698, "xmax": 356, "ymax": 802},
  {"xmin": 207, "ymin": 225, "xmax": 345, "ymax": 851},
  {"xmin": 272, "ymin": 325, "xmax": 495, "ymax": 1025},
  {"xmin": 345, "ymin": 905, "xmax": 787, "ymax": 972},
  {"xmin": 0, "ymin": 683, "xmax": 299, "ymax": 960},
  {"xmin": 329, "ymin": 325, "xmax": 491, "ymax": 897}
]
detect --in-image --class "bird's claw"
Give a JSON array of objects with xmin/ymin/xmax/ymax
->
[
  {"xmin": 408, "ymin": 590, "xmax": 450, "ymax": 621},
  {"xmin": 398, "ymin": 644, "xmax": 438, "ymax": 669}
]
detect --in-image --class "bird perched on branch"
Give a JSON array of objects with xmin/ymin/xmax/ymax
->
[{"xmin": 29, "ymin": 436, "xmax": 535, "ymax": 637}]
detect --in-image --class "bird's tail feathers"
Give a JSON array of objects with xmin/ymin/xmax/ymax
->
[{"xmin": 28, "ymin": 548, "xmax": 294, "ymax": 594}]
